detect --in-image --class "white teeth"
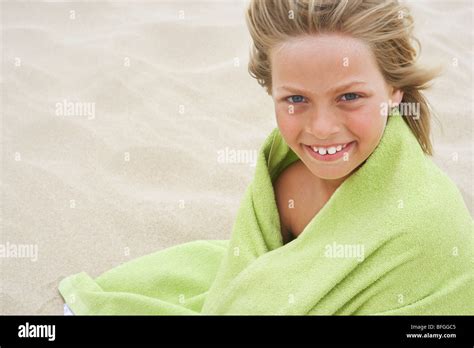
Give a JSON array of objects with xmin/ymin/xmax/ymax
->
[{"xmin": 309, "ymin": 142, "xmax": 351, "ymax": 156}]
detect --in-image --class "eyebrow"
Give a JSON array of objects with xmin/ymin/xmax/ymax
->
[{"xmin": 277, "ymin": 80, "xmax": 367, "ymax": 95}]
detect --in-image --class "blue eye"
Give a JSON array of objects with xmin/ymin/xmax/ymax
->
[
  {"xmin": 340, "ymin": 93, "xmax": 360, "ymax": 101},
  {"xmin": 286, "ymin": 95, "xmax": 305, "ymax": 104}
]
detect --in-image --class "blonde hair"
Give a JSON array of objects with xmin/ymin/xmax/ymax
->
[{"xmin": 245, "ymin": 0, "xmax": 441, "ymax": 155}]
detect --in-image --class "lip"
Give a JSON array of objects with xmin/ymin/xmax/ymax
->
[
  {"xmin": 303, "ymin": 141, "xmax": 356, "ymax": 162},
  {"xmin": 306, "ymin": 142, "xmax": 349, "ymax": 148}
]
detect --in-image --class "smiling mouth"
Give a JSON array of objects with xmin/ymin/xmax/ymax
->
[
  {"xmin": 304, "ymin": 141, "xmax": 353, "ymax": 155},
  {"xmin": 303, "ymin": 141, "xmax": 356, "ymax": 161}
]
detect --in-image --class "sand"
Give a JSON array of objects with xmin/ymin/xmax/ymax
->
[{"xmin": 1, "ymin": 0, "xmax": 472, "ymax": 314}]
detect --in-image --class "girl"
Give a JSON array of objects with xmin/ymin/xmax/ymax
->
[{"xmin": 245, "ymin": 0, "xmax": 439, "ymax": 243}]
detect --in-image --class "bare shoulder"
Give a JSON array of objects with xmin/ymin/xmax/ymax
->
[{"xmin": 274, "ymin": 160, "xmax": 305, "ymax": 244}]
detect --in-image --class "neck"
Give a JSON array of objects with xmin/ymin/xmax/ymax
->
[
  {"xmin": 317, "ymin": 175, "xmax": 347, "ymax": 198},
  {"xmin": 316, "ymin": 160, "xmax": 366, "ymax": 197}
]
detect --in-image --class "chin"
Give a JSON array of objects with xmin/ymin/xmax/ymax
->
[
  {"xmin": 303, "ymin": 159, "xmax": 356, "ymax": 180},
  {"xmin": 312, "ymin": 169, "xmax": 352, "ymax": 181}
]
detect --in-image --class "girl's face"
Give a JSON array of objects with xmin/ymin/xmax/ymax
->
[{"xmin": 271, "ymin": 34, "xmax": 403, "ymax": 182}]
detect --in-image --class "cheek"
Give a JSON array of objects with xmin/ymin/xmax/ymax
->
[
  {"xmin": 275, "ymin": 107, "xmax": 302, "ymax": 144},
  {"xmin": 347, "ymin": 106, "xmax": 386, "ymax": 151}
]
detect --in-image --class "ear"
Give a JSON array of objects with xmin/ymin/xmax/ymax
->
[{"xmin": 390, "ymin": 88, "xmax": 404, "ymax": 106}]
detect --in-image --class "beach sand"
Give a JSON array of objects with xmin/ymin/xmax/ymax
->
[{"xmin": 1, "ymin": 0, "xmax": 472, "ymax": 314}]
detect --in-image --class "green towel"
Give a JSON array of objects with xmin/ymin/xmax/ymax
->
[{"xmin": 59, "ymin": 111, "xmax": 474, "ymax": 315}]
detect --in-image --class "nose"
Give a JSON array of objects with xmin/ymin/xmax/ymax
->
[{"xmin": 304, "ymin": 106, "xmax": 341, "ymax": 140}]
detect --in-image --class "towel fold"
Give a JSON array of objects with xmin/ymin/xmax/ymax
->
[{"xmin": 59, "ymin": 112, "xmax": 474, "ymax": 315}]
